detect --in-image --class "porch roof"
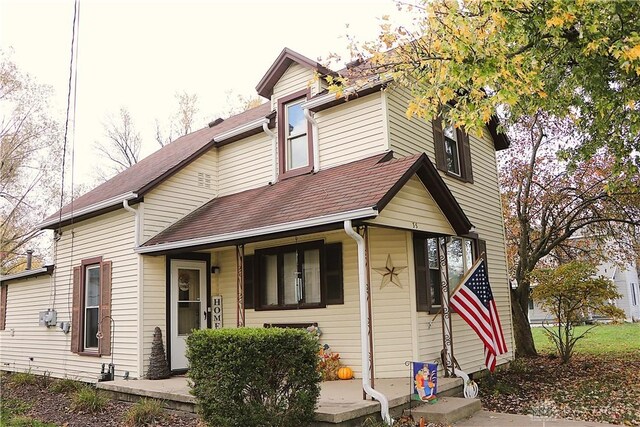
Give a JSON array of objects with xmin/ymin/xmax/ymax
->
[{"xmin": 137, "ymin": 152, "xmax": 472, "ymax": 254}]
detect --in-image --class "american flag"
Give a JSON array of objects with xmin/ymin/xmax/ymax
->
[{"xmin": 450, "ymin": 258, "xmax": 507, "ymax": 372}]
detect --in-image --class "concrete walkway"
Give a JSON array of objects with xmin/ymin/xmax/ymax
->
[{"xmin": 454, "ymin": 410, "xmax": 619, "ymax": 427}]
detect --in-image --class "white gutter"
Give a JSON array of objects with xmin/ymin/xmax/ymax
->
[
  {"xmin": 343, "ymin": 220, "xmax": 391, "ymax": 425},
  {"xmin": 135, "ymin": 207, "xmax": 378, "ymax": 254},
  {"xmin": 1, "ymin": 266, "xmax": 52, "ymax": 283},
  {"xmin": 303, "ymin": 108, "xmax": 320, "ymax": 173},
  {"xmin": 262, "ymin": 122, "xmax": 277, "ymax": 183},
  {"xmin": 122, "ymin": 200, "xmax": 140, "ymax": 246},
  {"xmin": 214, "ymin": 117, "xmax": 270, "ymax": 143},
  {"xmin": 301, "ymin": 77, "xmax": 391, "ymax": 111},
  {"xmin": 38, "ymin": 192, "xmax": 139, "ymax": 229}
]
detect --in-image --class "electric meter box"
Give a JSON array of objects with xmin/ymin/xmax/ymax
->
[{"xmin": 38, "ymin": 309, "xmax": 57, "ymax": 327}]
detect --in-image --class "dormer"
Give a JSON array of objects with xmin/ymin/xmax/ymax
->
[{"xmin": 256, "ymin": 48, "xmax": 338, "ymax": 180}]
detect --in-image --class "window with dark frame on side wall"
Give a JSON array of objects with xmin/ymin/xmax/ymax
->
[
  {"xmin": 277, "ymin": 90, "xmax": 313, "ymax": 179},
  {"xmin": 413, "ymin": 234, "xmax": 480, "ymax": 313},
  {"xmin": 432, "ymin": 118, "xmax": 474, "ymax": 183},
  {"xmin": 71, "ymin": 257, "xmax": 112, "ymax": 356},
  {"xmin": 249, "ymin": 241, "xmax": 343, "ymax": 310}
]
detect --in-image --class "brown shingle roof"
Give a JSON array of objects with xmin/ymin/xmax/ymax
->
[
  {"xmin": 42, "ymin": 102, "xmax": 272, "ymax": 228},
  {"xmin": 140, "ymin": 152, "xmax": 472, "ymax": 253}
]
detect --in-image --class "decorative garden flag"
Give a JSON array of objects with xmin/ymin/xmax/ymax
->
[
  {"xmin": 412, "ymin": 362, "xmax": 438, "ymax": 402},
  {"xmin": 450, "ymin": 258, "xmax": 507, "ymax": 372}
]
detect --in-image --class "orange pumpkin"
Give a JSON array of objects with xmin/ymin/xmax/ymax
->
[{"xmin": 337, "ymin": 366, "xmax": 353, "ymax": 380}]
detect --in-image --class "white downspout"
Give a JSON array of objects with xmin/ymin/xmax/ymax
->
[
  {"xmin": 263, "ymin": 121, "xmax": 277, "ymax": 183},
  {"xmin": 343, "ymin": 220, "xmax": 391, "ymax": 425},
  {"xmin": 303, "ymin": 108, "xmax": 319, "ymax": 173},
  {"xmin": 123, "ymin": 199, "xmax": 143, "ymax": 378},
  {"xmin": 123, "ymin": 200, "xmax": 139, "ymax": 246}
]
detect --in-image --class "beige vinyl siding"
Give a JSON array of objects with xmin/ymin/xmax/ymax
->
[
  {"xmin": 368, "ymin": 227, "xmax": 414, "ymax": 377},
  {"xmin": 0, "ymin": 210, "xmax": 139, "ymax": 382},
  {"xmin": 316, "ymin": 92, "xmax": 388, "ymax": 170},
  {"xmin": 387, "ymin": 83, "xmax": 513, "ymax": 373},
  {"xmin": 369, "ymin": 175, "xmax": 455, "ymax": 235},
  {"xmin": 218, "ymin": 133, "xmax": 272, "ymax": 196},
  {"xmin": 140, "ymin": 255, "xmax": 166, "ymax": 376},
  {"xmin": 216, "ymin": 231, "xmax": 364, "ymax": 376},
  {"xmin": 271, "ymin": 63, "xmax": 314, "ymax": 107},
  {"xmin": 142, "ymin": 150, "xmax": 217, "ymax": 242}
]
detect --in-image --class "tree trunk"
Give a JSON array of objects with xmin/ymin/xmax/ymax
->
[{"xmin": 510, "ymin": 288, "xmax": 537, "ymax": 357}]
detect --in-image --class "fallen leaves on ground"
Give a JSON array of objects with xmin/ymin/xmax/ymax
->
[{"xmin": 478, "ymin": 353, "xmax": 640, "ymax": 426}]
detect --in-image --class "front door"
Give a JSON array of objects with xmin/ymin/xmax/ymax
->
[{"xmin": 170, "ymin": 260, "xmax": 207, "ymax": 370}]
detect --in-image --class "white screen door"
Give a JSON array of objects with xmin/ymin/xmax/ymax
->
[{"xmin": 170, "ymin": 260, "xmax": 207, "ymax": 370}]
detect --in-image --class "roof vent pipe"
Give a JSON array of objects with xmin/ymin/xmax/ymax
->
[
  {"xmin": 208, "ymin": 118, "xmax": 224, "ymax": 128},
  {"xmin": 26, "ymin": 249, "xmax": 33, "ymax": 270},
  {"xmin": 343, "ymin": 220, "xmax": 391, "ymax": 424}
]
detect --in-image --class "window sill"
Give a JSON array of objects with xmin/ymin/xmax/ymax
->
[
  {"xmin": 77, "ymin": 351, "xmax": 101, "ymax": 357},
  {"xmin": 255, "ymin": 303, "xmax": 326, "ymax": 311},
  {"xmin": 440, "ymin": 169, "xmax": 472, "ymax": 184},
  {"xmin": 279, "ymin": 165, "xmax": 313, "ymax": 180}
]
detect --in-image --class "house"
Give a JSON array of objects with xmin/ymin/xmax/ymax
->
[
  {"xmin": 529, "ymin": 261, "xmax": 640, "ymax": 324},
  {"xmin": 0, "ymin": 48, "xmax": 513, "ymax": 388}
]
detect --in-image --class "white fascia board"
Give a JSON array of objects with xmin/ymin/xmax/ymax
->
[
  {"xmin": 301, "ymin": 77, "xmax": 392, "ymax": 110},
  {"xmin": 38, "ymin": 192, "xmax": 139, "ymax": 229},
  {"xmin": 1, "ymin": 266, "xmax": 52, "ymax": 283},
  {"xmin": 135, "ymin": 207, "xmax": 378, "ymax": 254},
  {"xmin": 214, "ymin": 117, "xmax": 270, "ymax": 142}
]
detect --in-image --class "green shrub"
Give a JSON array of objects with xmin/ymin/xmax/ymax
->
[
  {"xmin": 71, "ymin": 386, "xmax": 109, "ymax": 413},
  {"xmin": 123, "ymin": 398, "xmax": 165, "ymax": 426},
  {"xmin": 49, "ymin": 378, "xmax": 82, "ymax": 394},
  {"xmin": 187, "ymin": 327, "xmax": 321, "ymax": 427}
]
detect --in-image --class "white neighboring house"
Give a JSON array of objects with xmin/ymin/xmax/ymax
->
[{"xmin": 528, "ymin": 260, "xmax": 640, "ymax": 324}]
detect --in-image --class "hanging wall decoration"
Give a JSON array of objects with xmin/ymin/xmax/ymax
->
[{"xmin": 373, "ymin": 254, "xmax": 407, "ymax": 289}]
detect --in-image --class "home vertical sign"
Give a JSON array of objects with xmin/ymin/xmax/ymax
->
[{"xmin": 212, "ymin": 296, "xmax": 223, "ymax": 329}]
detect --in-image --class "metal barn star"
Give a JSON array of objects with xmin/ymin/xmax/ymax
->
[{"xmin": 373, "ymin": 254, "xmax": 407, "ymax": 289}]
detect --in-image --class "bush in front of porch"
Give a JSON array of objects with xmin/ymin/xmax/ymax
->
[{"xmin": 187, "ymin": 327, "xmax": 321, "ymax": 427}]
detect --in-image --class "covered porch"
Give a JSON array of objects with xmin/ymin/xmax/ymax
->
[{"xmin": 97, "ymin": 375, "xmax": 464, "ymax": 425}]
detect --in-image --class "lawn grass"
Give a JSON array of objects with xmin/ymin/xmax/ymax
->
[{"xmin": 531, "ymin": 322, "xmax": 640, "ymax": 355}]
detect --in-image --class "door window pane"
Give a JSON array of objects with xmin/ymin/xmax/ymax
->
[
  {"xmin": 178, "ymin": 269, "xmax": 200, "ymax": 301},
  {"xmin": 178, "ymin": 302, "xmax": 201, "ymax": 335},
  {"xmin": 304, "ymin": 249, "xmax": 321, "ymax": 304}
]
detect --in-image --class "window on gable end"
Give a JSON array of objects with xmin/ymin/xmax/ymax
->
[
  {"xmin": 71, "ymin": 257, "xmax": 112, "ymax": 356},
  {"xmin": 432, "ymin": 118, "xmax": 474, "ymax": 183},
  {"xmin": 277, "ymin": 90, "xmax": 313, "ymax": 179}
]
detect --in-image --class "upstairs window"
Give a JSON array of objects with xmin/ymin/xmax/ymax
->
[
  {"xmin": 443, "ymin": 124, "xmax": 461, "ymax": 176},
  {"xmin": 278, "ymin": 90, "xmax": 313, "ymax": 179},
  {"xmin": 432, "ymin": 119, "xmax": 474, "ymax": 183}
]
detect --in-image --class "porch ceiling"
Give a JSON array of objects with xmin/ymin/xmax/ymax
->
[{"xmin": 138, "ymin": 152, "xmax": 472, "ymax": 255}]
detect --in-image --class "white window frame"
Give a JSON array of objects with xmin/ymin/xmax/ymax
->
[{"xmin": 84, "ymin": 264, "xmax": 100, "ymax": 350}]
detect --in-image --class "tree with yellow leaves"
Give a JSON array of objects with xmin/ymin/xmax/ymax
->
[{"xmin": 336, "ymin": 0, "xmax": 640, "ymax": 173}]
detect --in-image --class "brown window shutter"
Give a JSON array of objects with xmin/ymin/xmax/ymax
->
[
  {"xmin": 432, "ymin": 119, "xmax": 446, "ymax": 171},
  {"xmin": 99, "ymin": 261, "xmax": 112, "ymax": 356},
  {"xmin": 477, "ymin": 239, "xmax": 489, "ymax": 276},
  {"xmin": 0, "ymin": 285, "xmax": 7, "ymax": 330},
  {"xmin": 458, "ymin": 128, "xmax": 474, "ymax": 183},
  {"xmin": 413, "ymin": 235, "xmax": 429, "ymax": 312},
  {"xmin": 244, "ymin": 255, "xmax": 254, "ymax": 309},
  {"xmin": 325, "ymin": 243, "xmax": 343, "ymax": 305},
  {"xmin": 71, "ymin": 266, "xmax": 82, "ymax": 353}
]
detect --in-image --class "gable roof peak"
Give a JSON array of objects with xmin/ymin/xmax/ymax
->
[{"xmin": 256, "ymin": 47, "xmax": 337, "ymax": 98}]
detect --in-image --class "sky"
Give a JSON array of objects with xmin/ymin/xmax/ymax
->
[{"xmin": 1, "ymin": 0, "xmax": 409, "ymax": 188}]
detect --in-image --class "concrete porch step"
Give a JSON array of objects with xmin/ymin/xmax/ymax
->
[{"xmin": 404, "ymin": 396, "xmax": 481, "ymax": 425}]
